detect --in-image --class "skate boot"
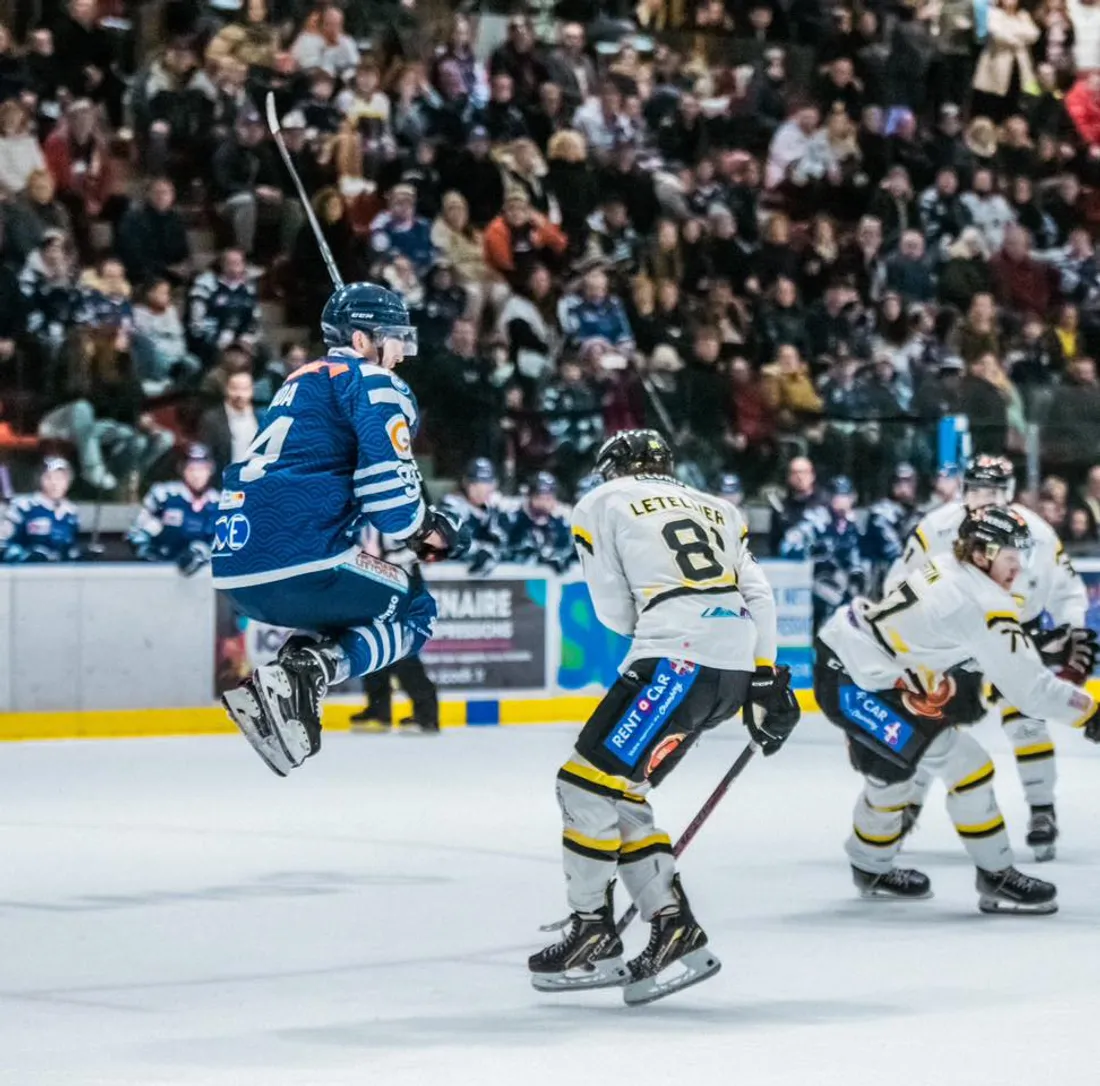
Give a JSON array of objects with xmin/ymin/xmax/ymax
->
[
  {"xmin": 349, "ymin": 709, "xmax": 392, "ymax": 734},
  {"xmin": 976, "ymin": 866, "xmax": 1058, "ymax": 914},
  {"xmin": 623, "ymin": 875, "xmax": 721, "ymax": 1006},
  {"xmin": 222, "ymin": 677, "xmax": 296, "ymax": 777},
  {"xmin": 248, "ymin": 638, "xmax": 345, "ymax": 771},
  {"xmin": 529, "ymin": 883, "xmax": 629, "ymax": 992},
  {"xmin": 852, "ymin": 865, "xmax": 933, "ymax": 900},
  {"xmin": 1026, "ymin": 805, "xmax": 1058, "ymax": 863},
  {"xmin": 396, "ymin": 715, "xmax": 440, "ymax": 735}
]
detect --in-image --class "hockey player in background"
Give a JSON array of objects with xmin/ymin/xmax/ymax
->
[
  {"xmin": 529, "ymin": 430, "xmax": 800, "ymax": 1005},
  {"xmin": 128, "ymin": 444, "xmax": 220, "ymax": 576},
  {"xmin": 213, "ymin": 284, "xmax": 469, "ymax": 776},
  {"xmin": 780, "ymin": 475, "xmax": 867, "ymax": 630},
  {"xmin": 349, "ymin": 525, "xmax": 440, "ymax": 735},
  {"xmin": 863, "ymin": 462, "xmax": 920, "ymax": 595},
  {"xmin": 713, "ymin": 472, "xmax": 744, "ymax": 507},
  {"xmin": 816, "ymin": 507, "xmax": 1100, "ymax": 913},
  {"xmin": 501, "ymin": 471, "xmax": 575, "ymax": 572},
  {"xmin": 441, "ymin": 458, "xmax": 508, "ymax": 574},
  {"xmin": 0, "ymin": 457, "xmax": 83, "ymax": 563},
  {"xmin": 887, "ymin": 455, "xmax": 1094, "ymax": 860}
]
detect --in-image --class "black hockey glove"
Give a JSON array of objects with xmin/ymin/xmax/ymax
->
[
  {"xmin": 409, "ymin": 506, "xmax": 472, "ymax": 562},
  {"xmin": 1033, "ymin": 625, "xmax": 1098, "ymax": 683},
  {"xmin": 177, "ymin": 541, "xmax": 212, "ymax": 577},
  {"xmin": 743, "ymin": 664, "xmax": 801, "ymax": 756}
]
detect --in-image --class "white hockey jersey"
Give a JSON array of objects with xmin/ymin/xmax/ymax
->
[
  {"xmin": 820, "ymin": 556, "xmax": 1096, "ymax": 729},
  {"xmin": 572, "ymin": 474, "xmax": 777, "ymax": 672},
  {"xmin": 885, "ymin": 500, "xmax": 1087, "ymax": 626}
]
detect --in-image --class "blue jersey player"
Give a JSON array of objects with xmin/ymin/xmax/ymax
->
[
  {"xmin": 1, "ymin": 457, "xmax": 82, "ymax": 563},
  {"xmin": 129, "ymin": 444, "xmax": 220, "ymax": 576},
  {"xmin": 213, "ymin": 283, "xmax": 468, "ymax": 776}
]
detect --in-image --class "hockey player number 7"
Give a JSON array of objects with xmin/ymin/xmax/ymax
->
[{"xmin": 240, "ymin": 418, "xmax": 294, "ymax": 483}]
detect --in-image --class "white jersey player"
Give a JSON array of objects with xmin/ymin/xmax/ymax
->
[
  {"xmin": 528, "ymin": 430, "xmax": 801, "ymax": 1005},
  {"xmin": 885, "ymin": 454, "xmax": 1094, "ymax": 859},
  {"xmin": 816, "ymin": 506, "xmax": 1100, "ymax": 913}
]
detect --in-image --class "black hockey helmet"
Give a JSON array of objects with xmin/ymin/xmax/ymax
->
[
  {"xmin": 963, "ymin": 454, "xmax": 1015, "ymax": 503},
  {"xmin": 956, "ymin": 505, "xmax": 1032, "ymax": 565},
  {"xmin": 594, "ymin": 429, "xmax": 674, "ymax": 481}
]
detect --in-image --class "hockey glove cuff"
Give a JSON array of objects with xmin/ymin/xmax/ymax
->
[
  {"xmin": 409, "ymin": 506, "xmax": 472, "ymax": 562},
  {"xmin": 744, "ymin": 664, "xmax": 801, "ymax": 756}
]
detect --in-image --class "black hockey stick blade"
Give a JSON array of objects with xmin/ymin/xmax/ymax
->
[{"xmin": 615, "ymin": 741, "xmax": 758, "ymax": 935}]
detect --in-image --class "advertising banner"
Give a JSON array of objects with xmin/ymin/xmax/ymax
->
[{"xmin": 1074, "ymin": 558, "xmax": 1100, "ymax": 676}]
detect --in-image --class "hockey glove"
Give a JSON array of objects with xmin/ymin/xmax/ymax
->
[
  {"xmin": 743, "ymin": 664, "xmax": 801, "ymax": 756},
  {"xmin": 1033, "ymin": 625, "xmax": 1098, "ymax": 683},
  {"xmin": 177, "ymin": 541, "xmax": 212, "ymax": 577},
  {"xmin": 1080, "ymin": 701, "xmax": 1100, "ymax": 743},
  {"xmin": 409, "ymin": 506, "xmax": 471, "ymax": 562}
]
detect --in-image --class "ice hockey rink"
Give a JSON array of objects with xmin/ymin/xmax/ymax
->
[{"xmin": 5, "ymin": 717, "xmax": 1100, "ymax": 1086}]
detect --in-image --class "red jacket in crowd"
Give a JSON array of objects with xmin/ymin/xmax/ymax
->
[
  {"xmin": 42, "ymin": 123, "xmax": 113, "ymax": 214},
  {"xmin": 989, "ymin": 251, "xmax": 1059, "ymax": 317},
  {"xmin": 1066, "ymin": 76, "xmax": 1100, "ymax": 147}
]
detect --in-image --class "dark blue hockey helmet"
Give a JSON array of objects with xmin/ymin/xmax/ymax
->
[
  {"xmin": 575, "ymin": 472, "xmax": 603, "ymax": 498},
  {"xmin": 830, "ymin": 475, "xmax": 855, "ymax": 497},
  {"xmin": 320, "ymin": 282, "xmax": 418, "ymax": 354},
  {"xmin": 183, "ymin": 442, "xmax": 214, "ymax": 464},
  {"xmin": 893, "ymin": 461, "xmax": 916, "ymax": 481},
  {"xmin": 716, "ymin": 472, "xmax": 743, "ymax": 499},
  {"xmin": 464, "ymin": 457, "xmax": 498, "ymax": 484},
  {"xmin": 42, "ymin": 455, "xmax": 73, "ymax": 476},
  {"xmin": 531, "ymin": 471, "xmax": 559, "ymax": 496}
]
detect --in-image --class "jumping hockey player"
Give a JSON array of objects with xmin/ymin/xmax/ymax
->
[
  {"xmin": 128, "ymin": 444, "xmax": 220, "ymax": 576},
  {"xmin": 529, "ymin": 429, "xmax": 801, "ymax": 1005},
  {"xmin": 213, "ymin": 283, "xmax": 468, "ymax": 775},
  {"xmin": 1, "ymin": 457, "xmax": 83, "ymax": 563},
  {"xmin": 501, "ymin": 471, "xmax": 575, "ymax": 572},
  {"xmin": 886, "ymin": 454, "xmax": 1094, "ymax": 859},
  {"xmin": 816, "ymin": 506, "xmax": 1100, "ymax": 914}
]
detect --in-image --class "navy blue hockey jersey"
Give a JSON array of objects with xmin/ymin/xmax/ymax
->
[
  {"xmin": 129, "ymin": 481, "xmax": 220, "ymax": 562},
  {"xmin": 211, "ymin": 353, "xmax": 426, "ymax": 587},
  {"xmin": 1, "ymin": 494, "xmax": 81, "ymax": 562}
]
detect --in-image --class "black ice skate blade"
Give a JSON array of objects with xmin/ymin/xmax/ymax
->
[
  {"xmin": 222, "ymin": 686, "xmax": 291, "ymax": 777},
  {"xmin": 978, "ymin": 896, "xmax": 1059, "ymax": 916},
  {"xmin": 858, "ymin": 887, "xmax": 935, "ymax": 902},
  {"xmin": 530, "ymin": 958, "xmax": 629, "ymax": 992},
  {"xmin": 622, "ymin": 948, "xmax": 722, "ymax": 1007}
]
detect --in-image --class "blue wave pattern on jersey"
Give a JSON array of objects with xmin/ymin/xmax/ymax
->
[
  {"xmin": 211, "ymin": 353, "xmax": 425, "ymax": 585},
  {"xmin": 129, "ymin": 481, "xmax": 220, "ymax": 561}
]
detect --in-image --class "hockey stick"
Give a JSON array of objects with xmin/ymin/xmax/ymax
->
[
  {"xmin": 615, "ymin": 740, "xmax": 759, "ymax": 935},
  {"xmin": 264, "ymin": 91, "xmax": 344, "ymax": 289}
]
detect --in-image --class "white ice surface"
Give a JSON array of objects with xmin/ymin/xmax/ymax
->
[{"xmin": 3, "ymin": 717, "xmax": 1100, "ymax": 1086}]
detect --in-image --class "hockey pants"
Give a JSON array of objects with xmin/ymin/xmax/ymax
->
[
  {"xmin": 847, "ymin": 726, "xmax": 1013, "ymax": 875},
  {"xmin": 223, "ymin": 556, "xmax": 438, "ymax": 683},
  {"xmin": 555, "ymin": 659, "xmax": 750, "ymax": 920}
]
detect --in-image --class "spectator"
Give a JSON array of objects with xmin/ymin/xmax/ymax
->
[
  {"xmin": 187, "ymin": 249, "xmax": 260, "ymax": 365},
  {"xmin": 990, "ymin": 224, "xmax": 1059, "ymax": 316},
  {"xmin": 19, "ymin": 228, "xmax": 77, "ymax": 350},
  {"xmin": 840, "ymin": 214, "xmax": 887, "ymax": 303},
  {"xmin": 766, "ymin": 103, "xmax": 821, "ymax": 190},
  {"xmin": 938, "ymin": 227, "xmax": 994, "ymax": 310},
  {"xmin": 919, "ymin": 166, "xmax": 972, "ymax": 259},
  {"xmin": 53, "ymin": 0, "xmax": 120, "ymax": 122},
  {"xmin": 6, "ymin": 168, "xmax": 72, "ymax": 266},
  {"xmin": 760, "ymin": 344, "xmax": 824, "ymax": 440},
  {"xmin": 758, "ymin": 276, "xmax": 812, "ymax": 362},
  {"xmin": 77, "ymin": 256, "xmax": 133, "ymax": 331},
  {"xmin": 210, "ymin": 108, "xmax": 286, "ymax": 258},
  {"xmin": 545, "ymin": 23, "xmax": 597, "ymax": 114},
  {"xmin": 198, "ymin": 367, "xmax": 257, "ymax": 479},
  {"xmin": 912, "ymin": 353, "xmax": 966, "ymax": 440},
  {"xmin": 501, "ymin": 471, "xmax": 574, "ymax": 572},
  {"xmin": 1066, "ymin": 70, "xmax": 1100, "ymax": 151},
  {"xmin": 868, "ymin": 166, "xmax": 919, "ymax": 251},
  {"xmin": 1004, "ymin": 311, "xmax": 1064, "ymax": 387},
  {"xmin": 0, "ymin": 99, "xmax": 44, "ymax": 196},
  {"xmin": 960, "ymin": 351, "xmax": 1010, "ymax": 453},
  {"xmin": 370, "ymin": 182, "xmax": 437, "ymax": 279},
  {"xmin": 573, "ymin": 82, "xmax": 632, "ymax": 158},
  {"xmin": 768, "ymin": 454, "xmax": 827, "ymax": 552},
  {"xmin": 1063, "ymin": 505, "xmax": 1097, "ymax": 554},
  {"xmin": 489, "ymin": 16, "xmax": 549, "ymax": 109},
  {"xmin": 957, "ymin": 291, "xmax": 1002, "ymax": 361},
  {"xmin": 0, "ymin": 456, "xmax": 81, "ymax": 563},
  {"xmin": 559, "ymin": 266, "xmax": 633, "ymax": 352},
  {"xmin": 973, "ymin": 0, "xmax": 1040, "ymax": 123},
  {"xmin": 885, "ymin": 229, "xmax": 936, "ymax": 303},
  {"xmin": 133, "ymin": 277, "xmax": 196, "ymax": 392},
  {"xmin": 501, "ymin": 138, "xmax": 552, "ymax": 218},
  {"xmin": 1046, "ymin": 227, "xmax": 1100, "ymax": 307},
  {"xmin": 476, "ymin": 73, "xmax": 529, "ymax": 144},
  {"xmin": 115, "ymin": 177, "xmax": 191, "ymax": 289},
  {"xmin": 484, "ymin": 190, "xmax": 567, "ymax": 290},
  {"xmin": 206, "ymin": 0, "xmax": 281, "ymax": 71},
  {"xmin": 498, "ymin": 263, "xmax": 562, "ymax": 390},
  {"xmin": 526, "ymin": 80, "xmax": 569, "ymax": 152},
  {"xmin": 1075, "ymin": 463, "xmax": 1100, "ymax": 533},
  {"xmin": 290, "ymin": 5, "xmax": 359, "ymax": 76},
  {"xmin": 431, "ymin": 190, "xmax": 508, "ymax": 326},
  {"xmin": 443, "ymin": 127, "xmax": 504, "ymax": 231},
  {"xmin": 538, "ymin": 353, "xmax": 604, "ymax": 489},
  {"xmin": 960, "ymin": 166, "xmax": 1016, "ymax": 253},
  {"xmin": 1047, "ymin": 356, "xmax": 1100, "ymax": 480},
  {"xmin": 725, "ymin": 354, "xmax": 777, "ymax": 490}
]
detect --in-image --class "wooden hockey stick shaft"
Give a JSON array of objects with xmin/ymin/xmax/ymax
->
[{"xmin": 615, "ymin": 741, "xmax": 759, "ymax": 935}]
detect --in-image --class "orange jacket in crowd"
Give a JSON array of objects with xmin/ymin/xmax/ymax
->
[
  {"xmin": 1066, "ymin": 76, "xmax": 1100, "ymax": 147},
  {"xmin": 483, "ymin": 212, "xmax": 567, "ymax": 276}
]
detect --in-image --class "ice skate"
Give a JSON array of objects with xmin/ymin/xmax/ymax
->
[
  {"xmin": 396, "ymin": 715, "xmax": 440, "ymax": 735},
  {"xmin": 221, "ymin": 678, "xmax": 295, "ymax": 777},
  {"xmin": 529, "ymin": 885, "xmax": 629, "ymax": 992},
  {"xmin": 249, "ymin": 650, "xmax": 326, "ymax": 770},
  {"xmin": 852, "ymin": 865, "xmax": 933, "ymax": 900},
  {"xmin": 976, "ymin": 866, "xmax": 1058, "ymax": 914},
  {"xmin": 622, "ymin": 876, "xmax": 721, "ymax": 1006},
  {"xmin": 349, "ymin": 710, "xmax": 392, "ymax": 735},
  {"xmin": 1026, "ymin": 806, "xmax": 1058, "ymax": 863}
]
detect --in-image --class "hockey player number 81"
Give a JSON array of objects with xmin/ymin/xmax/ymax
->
[{"xmin": 662, "ymin": 518, "xmax": 725, "ymax": 581}]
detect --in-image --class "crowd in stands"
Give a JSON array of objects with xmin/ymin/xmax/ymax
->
[{"xmin": 2, "ymin": 0, "xmax": 1100, "ymax": 570}]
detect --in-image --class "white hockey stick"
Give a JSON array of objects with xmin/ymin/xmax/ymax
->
[{"xmin": 265, "ymin": 91, "xmax": 344, "ymax": 289}]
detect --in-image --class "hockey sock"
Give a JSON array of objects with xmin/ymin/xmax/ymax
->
[{"xmin": 337, "ymin": 620, "xmax": 412, "ymax": 680}]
